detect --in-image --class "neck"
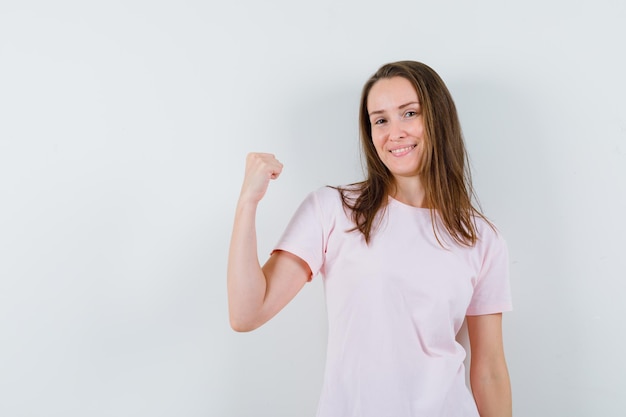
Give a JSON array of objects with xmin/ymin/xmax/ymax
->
[{"xmin": 390, "ymin": 176, "xmax": 427, "ymax": 208}]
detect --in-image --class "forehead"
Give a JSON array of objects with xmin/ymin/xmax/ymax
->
[{"xmin": 367, "ymin": 77, "xmax": 419, "ymax": 111}]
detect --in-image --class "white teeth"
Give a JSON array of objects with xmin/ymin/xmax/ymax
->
[{"xmin": 390, "ymin": 145, "xmax": 416, "ymax": 154}]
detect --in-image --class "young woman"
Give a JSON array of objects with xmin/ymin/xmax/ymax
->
[{"xmin": 228, "ymin": 61, "xmax": 512, "ymax": 417}]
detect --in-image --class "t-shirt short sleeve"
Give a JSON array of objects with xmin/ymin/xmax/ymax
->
[
  {"xmin": 465, "ymin": 228, "xmax": 513, "ymax": 316},
  {"xmin": 273, "ymin": 189, "xmax": 330, "ymax": 280}
]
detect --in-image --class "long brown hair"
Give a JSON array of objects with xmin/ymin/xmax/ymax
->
[{"xmin": 337, "ymin": 60, "xmax": 490, "ymax": 246}]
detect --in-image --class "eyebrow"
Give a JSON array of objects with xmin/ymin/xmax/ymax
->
[{"xmin": 368, "ymin": 101, "xmax": 420, "ymax": 117}]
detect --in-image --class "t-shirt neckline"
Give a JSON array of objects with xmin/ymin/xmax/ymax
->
[{"xmin": 387, "ymin": 195, "xmax": 431, "ymax": 212}]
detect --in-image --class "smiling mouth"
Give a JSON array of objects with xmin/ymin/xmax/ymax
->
[{"xmin": 390, "ymin": 145, "xmax": 417, "ymax": 154}]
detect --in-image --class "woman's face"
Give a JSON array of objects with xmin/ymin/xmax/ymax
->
[{"xmin": 367, "ymin": 76, "xmax": 425, "ymax": 181}]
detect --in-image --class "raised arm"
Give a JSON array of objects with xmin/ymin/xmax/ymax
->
[
  {"xmin": 227, "ymin": 153, "xmax": 310, "ymax": 332},
  {"xmin": 467, "ymin": 313, "xmax": 512, "ymax": 417}
]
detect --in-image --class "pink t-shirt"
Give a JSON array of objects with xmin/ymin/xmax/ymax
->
[{"xmin": 274, "ymin": 187, "xmax": 512, "ymax": 417}]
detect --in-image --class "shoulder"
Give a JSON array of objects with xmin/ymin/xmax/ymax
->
[
  {"xmin": 304, "ymin": 185, "xmax": 358, "ymax": 224},
  {"xmin": 472, "ymin": 215, "xmax": 508, "ymax": 258},
  {"xmin": 309, "ymin": 185, "xmax": 356, "ymax": 207},
  {"xmin": 302, "ymin": 186, "xmax": 340, "ymax": 207},
  {"xmin": 295, "ymin": 186, "xmax": 344, "ymax": 218},
  {"xmin": 474, "ymin": 215, "xmax": 498, "ymax": 237},
  {"xmin": 313, "ymin": 185, "xmax": 342, "ymax": 199}
]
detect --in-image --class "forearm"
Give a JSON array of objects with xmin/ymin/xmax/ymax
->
[
  {"xmin": 471, "ymin": 367, "xmax": 512, "ymax": 417},
  {"xmin": 227, "ymin": 200, "xmax": 267, "ymax": 331}
]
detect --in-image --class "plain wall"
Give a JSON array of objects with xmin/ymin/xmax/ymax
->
[{"xmin": 1, "ymin": 0, "xmax": 625, "ymax": 416}]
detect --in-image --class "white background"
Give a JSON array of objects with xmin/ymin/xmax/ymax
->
[{"xmin": 1, "ymin": 0, "xmax": 625, "ymax": 416}]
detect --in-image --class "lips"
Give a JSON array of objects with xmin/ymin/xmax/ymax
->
[{"xmin": 389, "ymin": 144, "xmax": 417, "ymax": 155}]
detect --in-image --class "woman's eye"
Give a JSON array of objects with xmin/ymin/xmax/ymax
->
[
  {"xmin": 374, "ymin": 118, "xmax": 386, "ymax": 125},
  {"xmin": 405, "ymin": 111, "xmax": 417, "ymax": 118}
]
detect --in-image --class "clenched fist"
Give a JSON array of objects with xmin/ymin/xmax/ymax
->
[{"xmin": 239, "ymin": 152, "xmax": 284, "ymax": 204}]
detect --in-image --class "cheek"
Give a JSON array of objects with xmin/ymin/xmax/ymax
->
[
  {"xmin": 372, "ymin": 136, "xmax": 386, "ymax": 155},
  {"xmin": 371, "ymin": 129, "xmax": 385, "ymax": 146},
  {"xmin": 413, "ymin": 120, "xmax": 425, "ymax": 136}
]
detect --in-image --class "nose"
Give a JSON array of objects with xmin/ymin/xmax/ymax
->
[{"xmin": 388, "ymin": 120, "xmax": 406, "ymax": 141}]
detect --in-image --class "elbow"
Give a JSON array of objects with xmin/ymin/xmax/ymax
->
[
  {"xmin": 230, "ymin": 320, "xmax": 255, "ymax": 333},
  {"xmin": 227, "ymin": 298, "xmax": 268, "ymax": 332},
  {"xmin": 470, "ymin": 363, "xmax": 510, "ymax": 389},
  {"xmin": 469, "ymin": 363, "xmax": 512, "ymax": 408},
  {"xmin": 229, "ymin": 314, "xmax": 261, "ymax": 333}
]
